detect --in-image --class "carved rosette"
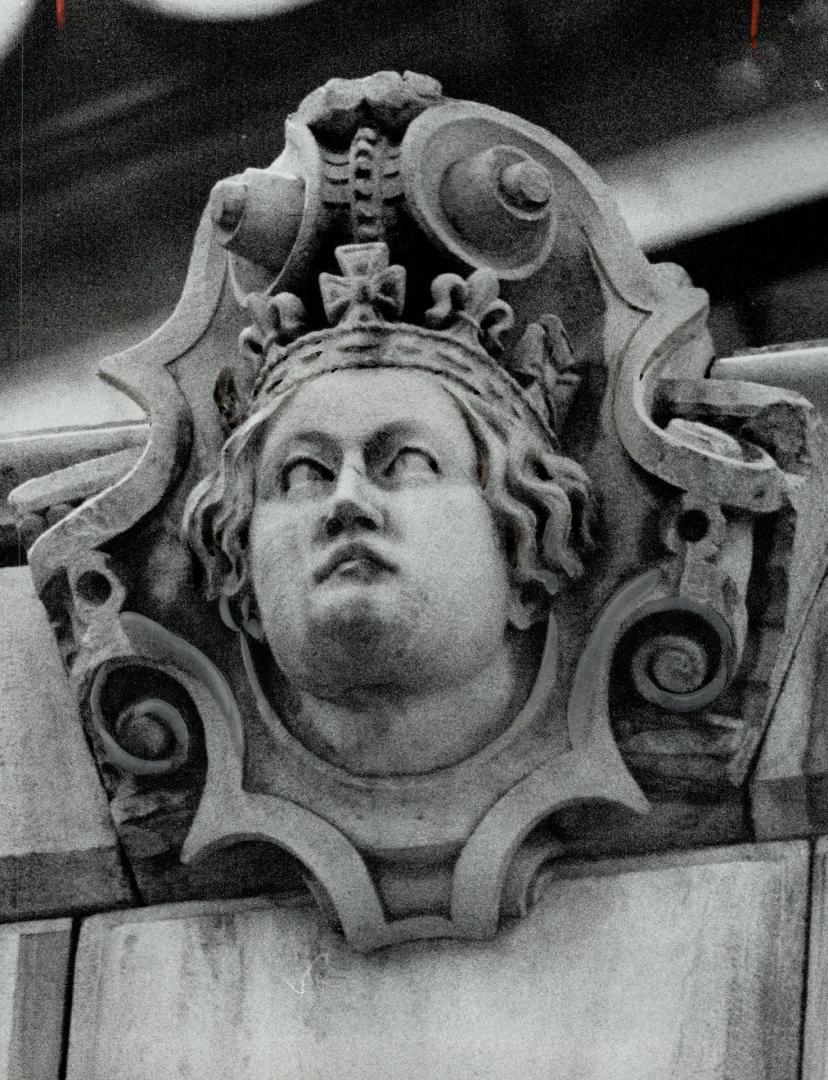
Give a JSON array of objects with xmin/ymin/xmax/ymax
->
[{"xmin": 11, "ymin": 71, "xmax": 828, "ymax": 950}]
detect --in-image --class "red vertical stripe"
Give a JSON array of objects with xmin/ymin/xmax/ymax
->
[
  {"xmin": 56, "ymin": 0, "xmax": 66, "ymax": 29},
  {"xmin": 750, "ymin": 0, "xmax": 761, "ymax": 48}
]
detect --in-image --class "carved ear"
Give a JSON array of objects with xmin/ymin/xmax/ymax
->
[{"xmin": 508, "ymin": 581, "xmax": 548, "ymax": 630}]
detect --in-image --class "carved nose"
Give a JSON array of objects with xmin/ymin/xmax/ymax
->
[{"xmin": 324, "ymin": 467, "xmax": 383, "ymax": 537}]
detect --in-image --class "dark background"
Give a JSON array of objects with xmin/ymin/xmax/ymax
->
[{"xmin": 2, "ymin": 0, "xmax": 827, "ymax": 432}]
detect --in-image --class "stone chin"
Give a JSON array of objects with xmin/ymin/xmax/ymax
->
[
  {"xmin": 254, "ymin": 586, "xmax": 534, "ymax": 776},
  {"xmin": 267, "ymin": 585, "xmax": 420, "ymax": 696},
  {"xmin": 258, "ymin": 573, "xmax": 509, "ymax": 700}
]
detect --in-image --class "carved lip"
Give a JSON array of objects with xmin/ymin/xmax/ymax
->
[{"xmin": 314, "ymin": 541, "xmax": 397, "ymax": 583}]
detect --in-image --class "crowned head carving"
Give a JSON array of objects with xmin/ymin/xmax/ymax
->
[
  {"xmin": 23, "ymin": 70, "xmax": 821, "ymax": 948},
  {"xmin": 183, "ymin": 242, "xmax": 595, "ymax": 774}
]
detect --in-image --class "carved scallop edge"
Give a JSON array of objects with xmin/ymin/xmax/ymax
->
[
  {"xmin": 25, "ymin": 209, "xmax": 226, "ymax": 595},
  {"xmin": 183, "ymin": 576, "xmax": 656, "ymax": 949}
]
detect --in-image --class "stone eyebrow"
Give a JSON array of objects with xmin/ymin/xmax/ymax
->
[
  {"xmin": 271, "ymin": 429, "xmax": 340, "ymax": 458},
  {"xmin": 363, "ymin": 420, "xmax": 443, "ymax": 462}
]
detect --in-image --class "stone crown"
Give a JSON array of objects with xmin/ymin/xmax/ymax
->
[{"xmin": 241, "ymin": 242, "xmax": 561, "ymax": 441}]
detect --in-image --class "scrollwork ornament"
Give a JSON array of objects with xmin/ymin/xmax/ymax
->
[
  {"xmin": 89, "ymin": 674, "xmax": 191, "ymax": 777},
  {"xmin": 14, "ymin": 69, "xmax": 828, "ymax": 950}
]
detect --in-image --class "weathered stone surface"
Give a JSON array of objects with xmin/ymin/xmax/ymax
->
[
  {"xmin": 66, "ymin": 840, "xmax": 807, "ymax": 1080},
  {"xmin": 0, "ymin": 566, "xmax": 134, "ymax": 918},
  {"xmin": 10, "ymin": 70, "xmax": 828, "ymax": 946},
  {"xmin": 0, "ymin": 423, "xmax": 147, "ymax": 567},
  {"xmin": 751, "ymin": 572, "xmax": 828, "ymax": 840},
  {"xmin": 712, "ymin": 340, "xmax": 828, "ymax": 421},
  {"xmin": 0, "ymin": 918, "xmax": 72, "ymax": 1080},
  {"xmin": 729, "ymin": 344, "xmax": 828, "ymax": 842},
  {"xmin": 803, "ymin": 837, "xmax": 828, "ymax": 1079}
]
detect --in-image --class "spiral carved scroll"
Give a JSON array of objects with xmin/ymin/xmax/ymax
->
[
  {"xmin": 89, "ymin": 660, "xmax": 194, "ymax": 776},
  {"xmin": 623, "ymin": 599, "xmax": 735, "ymax": 714}
]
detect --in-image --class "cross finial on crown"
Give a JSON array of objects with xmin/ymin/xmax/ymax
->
[{"xmin": 319, "ymin": 243, "xmax": 406, "ymax": 326}]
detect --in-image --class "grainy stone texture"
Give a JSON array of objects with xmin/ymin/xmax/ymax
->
[
  {"xmin": 0, "ymin": 918, "xmax": 72, "ymax": 1080},
  {"xmin": 66, "ymin": 840, "xmax": 807, "ymax": 1080},
  {"xmin": 803, "ymin": 837, "xmax": 828, "ymax": 1079},
  {"xmin": 713, "ymin": 342, "xmax": 828, "ymax": 842},
  {"xmin": 0, "ymin": 424, "xmax": 147, "ymax": 566},
  {"xmin": 751, "ymin": 573, "xmax": 828, "ymax": 839},
  {"xmin": 713, "ymin": 341, "xmax": 828, "ymax": 420},
  {"xmin": 9, "ymin": 70, "xmax": 828, "ymax": 947},
  {"xmin": 0, "ymin": 566, "xmax": 133, "ymax": 919}
]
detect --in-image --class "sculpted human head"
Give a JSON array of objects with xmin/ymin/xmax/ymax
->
[
  {"xmin": 186, "ymin": 365, "xmax": 592, "ymax": 663},
  {"xmin": 183, "ymin": 245, "xmax": 595, "ymax": 770},
  {"xmin": 250, "ymin": 366, "xmax": 518, "ymax": 695}
]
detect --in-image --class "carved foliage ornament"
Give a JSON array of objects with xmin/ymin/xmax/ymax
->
[{"xmin": 12, "ymin": 71, "xmax": 828, "ymax": 951}]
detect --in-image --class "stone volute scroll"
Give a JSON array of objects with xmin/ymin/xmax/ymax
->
[{"xmin": 11, "ymin": 71, "xmax": 828, "ymax": 951}]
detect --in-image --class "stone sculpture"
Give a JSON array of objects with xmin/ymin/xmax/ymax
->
[
  {"xmin": 10, "ymin": 71, "xmax": 828, "ymax": 950},
  {"xmin": 183, "ymin": 241, "xmax": 593, "ymax": 777}
]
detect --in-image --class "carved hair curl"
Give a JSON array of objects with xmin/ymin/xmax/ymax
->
[{"xmin": 183, "ymin": 374, "xmax": 595, "ymax": 619}]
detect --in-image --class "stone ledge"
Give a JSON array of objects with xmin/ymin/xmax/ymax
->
[
  {"xmin": 0, "ymin": 566, "xmax": 134, "ymax": 920},
  {"xmin": 66, "ymin": 840, "xmax": 807, "ymax": 1080}
]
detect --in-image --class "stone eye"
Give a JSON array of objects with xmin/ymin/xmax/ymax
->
[
  {"xmin": 384, "ymin": 448, "xmax": 439, "ymax": 480},
  {"xmin": 282, "ymin": 457, "xmax": 334, "ymax": 493}
]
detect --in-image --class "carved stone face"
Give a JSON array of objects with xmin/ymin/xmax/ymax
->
[{"xmin": 249, "ymin": 367, "xmax": 521, "ymax": 701}]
